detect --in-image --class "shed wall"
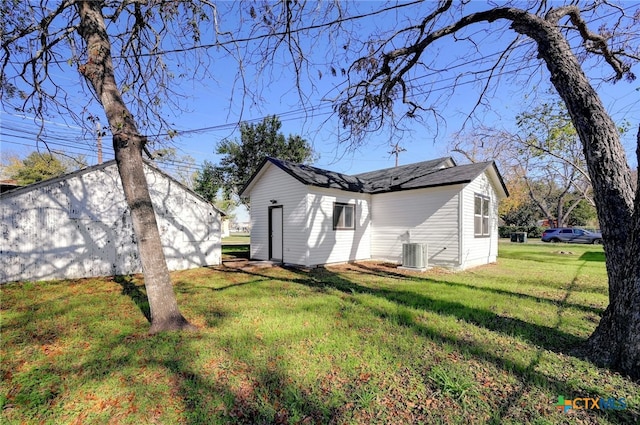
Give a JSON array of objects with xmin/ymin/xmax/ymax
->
[{"xmin": 0, "ymin": 163, "xmax": 221, "ymax": 283}]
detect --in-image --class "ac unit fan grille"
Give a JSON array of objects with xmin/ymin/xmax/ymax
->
[{"xmin": 402, "ymin": 243, "xmax": 426, "ymax": 269}]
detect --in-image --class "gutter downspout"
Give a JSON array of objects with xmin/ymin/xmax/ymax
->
[{"xmin": 458, "ymin": 190, "xmax": 464, "ymax": 269}]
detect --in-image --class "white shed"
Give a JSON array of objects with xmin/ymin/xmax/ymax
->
[
  {"xmin": 0, "ymin": 160, "xmax": 223, "ymax": 283},
  {"xmin": 240, "ymin": 157, "xmax": 508, "ymax": 270}
]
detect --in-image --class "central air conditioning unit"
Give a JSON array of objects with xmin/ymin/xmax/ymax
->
[{"xmin": 401, "ymin": 243, "xmax": 427, "ymax": 270}]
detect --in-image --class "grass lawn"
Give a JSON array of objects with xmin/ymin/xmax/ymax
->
[
  {"xmin": 222, "ymin": 233, "xmax": 251, "ymax": 245},
  {"xmin": 222, "ymin": 244, "xmax": 249, "ymax": 261},
  {"xmin": 1, "ymin": 241, "xmax": 638, "ymax": 424}
]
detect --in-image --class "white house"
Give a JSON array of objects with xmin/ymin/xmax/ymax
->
[
  {"xmin": 0, "ymin": 160, "xmax": 223, "ymax": 283},
  {"xmin": 240, "ymin": 156, "xmax": 508, "ymax": 270}
]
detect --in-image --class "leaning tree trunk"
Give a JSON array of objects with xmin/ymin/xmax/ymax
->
[
  {"xmin": 76, "ymin": 1, "xmax": 194, "ymax": 333},
  {"xmin": 511, "ymin": 11, "xmax": 640, "ymax": 378}
]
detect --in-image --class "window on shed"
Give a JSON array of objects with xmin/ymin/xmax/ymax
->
[
  {"xmin": 474, "ymin": 195, "xmax": 490, "ymax": 237},
  {"xmin": 333, "ymin": 202, "xmax": 355, "ymax": 230}
]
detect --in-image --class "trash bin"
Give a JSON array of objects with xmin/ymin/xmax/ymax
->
[{"xmin": 510, "ymin": 232, "xmax": 527, "ymax": 243}]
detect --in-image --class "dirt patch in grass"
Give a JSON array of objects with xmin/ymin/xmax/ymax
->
[{"xmin": 326, "ymin": 260, "xmax": 457, "ymax": 277}]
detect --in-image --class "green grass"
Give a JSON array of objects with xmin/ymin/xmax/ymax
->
[
  {"xmin": 222, "ymin": 233, "xmax": 251, "ymax": 245},
  {"xmin": 1, "ymin": 241, "xmax": 638, "ymax": 424},
  {"xmin": 222, "ymin": 244, "xmax": 250, "ymax": 260}
]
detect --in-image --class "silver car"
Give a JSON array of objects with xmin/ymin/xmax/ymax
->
[{"xmin": 541, "ymin": 228, "xmax": 603, "ymax": 244}]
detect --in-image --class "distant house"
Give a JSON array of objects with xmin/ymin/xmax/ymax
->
[
  {"xmin": 0, "ymin": 160, "xmax": 223, "ymax": 283},
  {"xmin": 240, "ymin": 156, "xmax": 508, "ymax": 270},
  {"xmin": 0, "ymin": 179, "xmax": 20, "ymax": 193},
  {"xmin": 221, "ymin": 219, "xmax": 230, "ymax": 238}
]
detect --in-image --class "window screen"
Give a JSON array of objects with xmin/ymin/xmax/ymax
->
[
  {"xmin": 474, "ymin": 195, "xmax": 490, "ymax": 237},
  {"xmin": 333, "ymin": 203, "xmax": 355, "ymax": 230}
]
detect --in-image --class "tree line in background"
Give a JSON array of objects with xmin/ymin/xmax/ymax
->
[
  {"xmin": 449, "ymin": 98, "xmax": 621, "ymax": 229},
  {"xmin": 0, "ymin": 152, "xmax": 86, "ymax": 186},
  {"xmin": 192, "ymin": 115, "xmax": 315, "ymax": 210}
]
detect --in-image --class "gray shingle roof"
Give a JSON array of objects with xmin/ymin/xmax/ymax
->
[
  {"xmin": 243, "ymin": 156, "xmax": 508, "ymax": 197},
  {"xmin": 267, "ymin": 158, "xmax": 370, "ymax": 192},
  {"xmin": 353, "ymin": 157, "xmax": 454, "ymax": 193}
]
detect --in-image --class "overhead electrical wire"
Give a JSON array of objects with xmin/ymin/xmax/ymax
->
[{"xmin": 2, "ymin": 4, "xmax": 637, "ymax": 178}]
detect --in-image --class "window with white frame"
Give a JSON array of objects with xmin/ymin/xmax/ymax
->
[
  {"xmin": 474, "ymin": 195, "xmax": 490, "ymax": 237},
  {"xmin": 333, "ymin": 202, "xmax": 355, "ymax": 230}
]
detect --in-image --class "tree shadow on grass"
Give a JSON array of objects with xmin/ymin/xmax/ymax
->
[
  {"xmin": 579, "ymin": 251, "xmax": 606, "ymax": 262},
  {"xmin": 350, "ymin": 262, "xmax": 605, "ymax": 316},
  {"xmin": 113, "ymin": 275, "xmax": 151, "ymax": 322},
  {"xmin": 230, "ymin": 264, "xmax": 582, "ymax": 353},
  {"xmin": 72, "ymin": 332, "xmax": 342, "ymax": 425},
  {"xmin": 272, "ymin": 266, "xmax": 637, "ymax": 424},
  {"xmin": 174, "ymin": 266, "xmax": 274, "ymax": 293},
  {"xmin": 222, "ymin": 244, "xmax": 250, "ymax": 260},
  {"xmin": 291, "ymin": 267, "xmax": 584, "ymax": 352},
  {"xmin": 5, "ymin": 266, "xmax": 637, "ymax": 425},
  {"xmin": 164, "ymin": 344, "xmax": 341, "ymax": 424}
]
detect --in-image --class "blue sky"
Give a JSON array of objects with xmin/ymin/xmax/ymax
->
[{"xmin": 1, "ymin": 2, "xmax": 639, "ymax": 222}]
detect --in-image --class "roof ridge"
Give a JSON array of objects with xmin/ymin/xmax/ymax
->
[
  {"xmin": 269, "ymin": 156, "xmax": 355, "ymax": 179},
  {"xmin": 0, "ymin": 159, "xmax": 225, "ymax": 213},
  {"xmin": 242, "ymin": 155, "xmax": 507, "ymax": 198},
  {"xmin": 353, "ymin": 156, "xmax": 453, "ymax": 177}
]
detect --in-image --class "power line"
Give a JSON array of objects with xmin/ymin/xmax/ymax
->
[{"xmin": 3, "ymin": 2, "xmax": 637, "ymax": 174}]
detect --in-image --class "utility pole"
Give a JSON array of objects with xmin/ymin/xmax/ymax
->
[
  {"xmin": 95, "ymin": 120, "xmax": 103, "ymax": 164},
  {"xmin": 388, "ymin": 142, "xmax": 406, "ymax": 167}
]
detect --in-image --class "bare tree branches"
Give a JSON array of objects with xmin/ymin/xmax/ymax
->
[
  {"xmin": 546, "ymin": 5, "xmax": 634, "ymax": 81},
  {"xmin": 334, "ymin": 2, "xmax": 638, "ymax": 144},
  {"xmin": 2, "ymin": 1, "xmax": 226, "ymax": 142}
]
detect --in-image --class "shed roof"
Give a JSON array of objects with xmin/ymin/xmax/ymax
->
[
  {"xmin": 0, "ymin": 159, "xmax": 226, "ymax": 215},
  {"xmin": 241, "ymin": 156, "xmax": 509, "ymax": 198}
]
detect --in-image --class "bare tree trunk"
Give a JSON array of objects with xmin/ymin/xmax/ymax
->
[
  {"xmin": 511, "ymin": 13, "xmax": 639, "ymax": 378},
  {"xmin": 561, "ymin": 198, "xmax": 582, "ymax": 226},
  {"xmin": 76, "ymin": 1, "xmax": 194, "ymax": 333},
  {"xmin": 333, "ymin": 2, "xmax": 638, "ymax": 377},
  {"xmin": 523, "ymin": 176, "xmax": 557, "ymax": 226},
  {"xmin": 556, "ymin": 197, "xmax": 564, "ymax": 228}
]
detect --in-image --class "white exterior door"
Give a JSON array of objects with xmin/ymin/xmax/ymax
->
[{"xmin": 269, "ymin": 206, "xmax": 283, "ymax": 261}]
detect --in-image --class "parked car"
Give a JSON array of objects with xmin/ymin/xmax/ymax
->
[{"xmin": 541, "ymin": 228, "xmax": 603, "ymax": 244}]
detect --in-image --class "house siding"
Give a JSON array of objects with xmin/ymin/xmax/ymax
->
[
  {"xmin": 0, "ymin": 163, "xmax": 221, "ymax": 284},
  {"xmin": 370, "ymin": 186, "xmax": 461, "ymax": 267},
  {"xmin": 243, "ymin": 158, "xmax": 507, "ymax": 271},
  {"xmin": 460, "ymin": 173, "xmax": 499, "ymax": 269},
  {"xmin": 306, "ymin": 188, "xmax": 371, "ymax": 266},
  {"xmin": 247, "ymin": 164, "xmax": 309, "ymax": 265}
]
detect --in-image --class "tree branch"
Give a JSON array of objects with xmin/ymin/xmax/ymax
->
[{"xmin": 545, "ymin": 5, "xmax": 632, "ymax": 80}]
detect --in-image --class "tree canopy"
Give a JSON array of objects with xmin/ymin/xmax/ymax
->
[
  {"xmin": 450, "ymin": 99, "xmax": 602, "ymax": 228},
  {"xmin": 194, "ymin": 115, "xmax": 315, "ymax": 207},
  {"xmin": 0, "ymin": 151, "xmax": 87, "ymax": 186},
  {"xmin": 14, "ymin": 152, "xmax": 67, "ymax": 185}
]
